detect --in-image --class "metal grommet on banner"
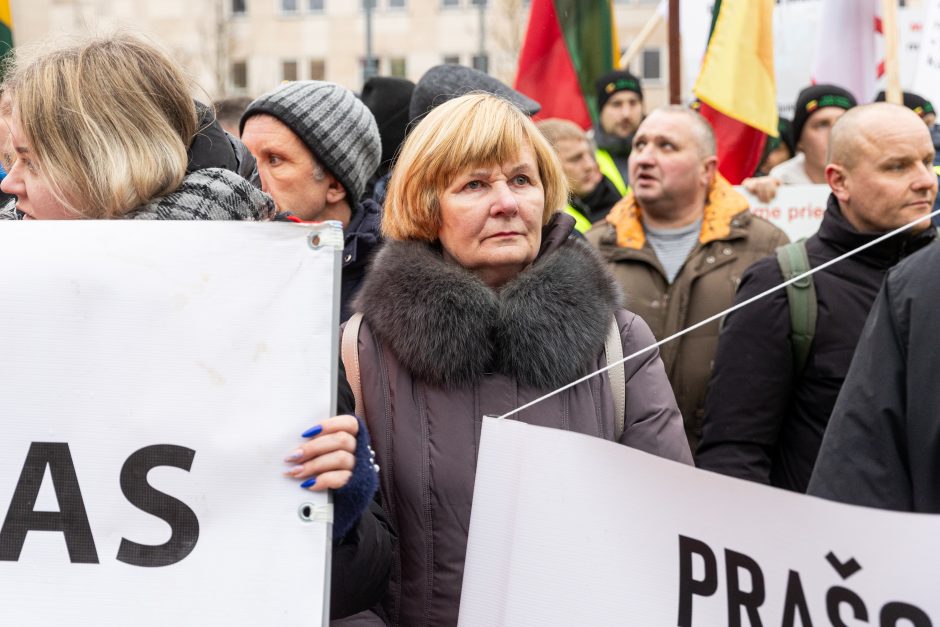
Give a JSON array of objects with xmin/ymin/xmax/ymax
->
[
  {"xmin": 298, "ymin": 502, "xmax": 316, "ymax": 522},
  {"xmin": 297, "ymin": 502, "xmax": 333, "ymax": 523},
  {"xmin": 308, "ymin": 233, "xmax": 322, "ymax": 249}
]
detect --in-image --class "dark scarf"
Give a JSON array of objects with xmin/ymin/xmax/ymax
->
[
  {"xmin": 353, "ymin": 216, "xmax": 623, "ymax": 390},
  {"xmin": 126, "ymin": 168, "xmax": 275, "ymax": 221},
  {"xmin": 0, "ymin": 168, "xmax": 275, "ymax": 221}
]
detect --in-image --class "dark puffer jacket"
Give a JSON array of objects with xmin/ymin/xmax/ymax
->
[
  {"xmin": 341, "ymin": 199, "xmax": 382, "ymax": 322},
  {"xmin": 349, "ymin": 214, "xmax": 692, "ymax": 627},
  {"xmin": 697, "ymin": 195, "xmax": 936, "ymax": 493},
  {"xmin": 808, "ymin": 241, "xmax": 940, "ymax": 511}
]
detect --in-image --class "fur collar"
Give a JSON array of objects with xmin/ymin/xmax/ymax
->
[{"xmin": 354, "ymin": 234, "xmax": 623, "ymax": 389}]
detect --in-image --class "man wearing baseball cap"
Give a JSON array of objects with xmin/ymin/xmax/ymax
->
[{"xmin": 592, "ymin": 69, "xmax": 644, "ymax": 196}]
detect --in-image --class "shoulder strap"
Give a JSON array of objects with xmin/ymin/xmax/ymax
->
[
  {"xmin": 604, "ymin": 315, "xmax": 626, "ymax": 441},
  {"xmin": 341, "ymin": 312, "xmax": 365, "ymax": 419},
  {"xmin": 775, "ymin": 240, "xmax": 817, "ymax": 374}
]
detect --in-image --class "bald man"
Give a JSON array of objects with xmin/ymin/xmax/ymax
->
[{"xmin": 697, "ymin": 103, "xmax": 938, "ymax": 493}]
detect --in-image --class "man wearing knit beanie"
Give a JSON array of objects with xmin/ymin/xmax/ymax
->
[
  {"xmin": 240, "ymin": 80, "xmax": 383, "ymax": 321},
  {"xmin": 592, "ymin": 69, "xmax": 644, "ymax": 197},
  {"xmin": 744, "ymin": 83, "xmax": 855, "ymax": 202}
]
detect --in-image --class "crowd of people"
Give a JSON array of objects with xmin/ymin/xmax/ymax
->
[{"xmin": 3, "ymin": 32, "xmax": 940, "ymax": 626}]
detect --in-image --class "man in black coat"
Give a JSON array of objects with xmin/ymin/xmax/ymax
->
[
  {"xmin": 696, "ymin": 103, "xmax": 938, "ymax": 492},
  {"xmin": 807, "ymin": 241, "xmax": 940, "ymax": 511}
]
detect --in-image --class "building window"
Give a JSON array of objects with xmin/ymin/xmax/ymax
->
[
  {"xmin": 443, "ymin": 54, "xmax": 460, "ymax": 65},
  {"xmin": 472, "ymin": 53, "xmax": 488, "ymax": 73},
  {"xmin": 641, "ymin": 48, "xmax": 661, "ymax": 82},
  {"xmin": 362, "ymin": 0, "xmax": 376, "ymax": 8},
  {"xmin": 281, "ymin": 0, "xmax": 298, "ymax": 13},
  {"xmin": 232, "ymin": 0, "xmax": 246, "ymax": 15},
  {"xmin": 309, "ymin": 59, "xmax": 326, "ymax": 80},
  {"xmin": 231, "ymin": 61, "xmax": 248, "ymax": 90},
  {"xmin": 441, "ymin": 0, "xmax": 459, "ymax": 7},
  {"xmin": 282, "ymin": 60, "xmax": 299, "ymax": 82},
  {"xmin": 389, "ymin": 0, "xmax": 406, "ymax": 7},
  {"xmin": 309, "ymin": 0, "xmax": 324, "ymax": 11},
  {"xmin": 389, "ymin": 57, "xmax": 407, "ymax": 77},
  {"xmin": 471, "ymin": 0, "xmax": 487, "ymax": 5}
]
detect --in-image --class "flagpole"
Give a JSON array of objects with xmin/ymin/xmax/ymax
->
[
  {"xmin": 668, "ymin": 0, "xmax": 680, "ymax": 104},
  {"xmin": 882, "ymin": 0, "xmax": 902, "ymax": 104},
  {"xmin": 618, "ymin": 11, "xmax": 664, "ymax": 70}
]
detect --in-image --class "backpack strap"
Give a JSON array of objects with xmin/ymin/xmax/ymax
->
[
  {"xmin": 341, "ymin": 312, "xmax": 365, "ymax": 419},
  {"xmin": 604, "ymin": 315, "xmax": 626, "ymax": 441},
  {"xmin": 775, "ymin": 241, "xmax": 817, "ymax": 374}
]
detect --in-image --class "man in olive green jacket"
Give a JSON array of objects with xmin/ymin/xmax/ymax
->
[{"xmin": 587, "ymin": 106, "xmax": 788, "ymax": 451}]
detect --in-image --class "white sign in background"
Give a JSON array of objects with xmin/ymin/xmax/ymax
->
[
  {"xmin": 736, "ymin": 183, "xmax": 829, "ymax": 242},
  {"xmin": 460, "ymin": 418, "xmax": 940, "ymax": 627},
  {"xmin": 0, "ymin": 222, "xmax": 340, "ymax": 626},
  {"xmin": 682, "ymin": 1, "xmax": 926, "ymax": 112}
]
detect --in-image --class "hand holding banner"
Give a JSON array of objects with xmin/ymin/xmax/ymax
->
[{"xmin": 0, "ymin": 221, "xmax": 340, "ymax": 626}]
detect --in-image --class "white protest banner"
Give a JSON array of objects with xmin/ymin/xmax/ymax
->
[
  {"xmin": 737, "ymin": 183, "xmax": 829, "ymax": 241},
  {"xmin": 460, "ymin": 418, "xmax": 940, "ymax": 626},
  {"xmin": 0, "ymin": 221, "xmax": 341, "ymax": 626}
]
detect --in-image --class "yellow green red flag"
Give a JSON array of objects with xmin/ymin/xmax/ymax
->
[
  {"xmin": 0, "ymin": 0, "xmax": 13, "ymax": 67},
  {"xmin": 693, "ymin": 0, "xmax": 777, "ymax": 183}
]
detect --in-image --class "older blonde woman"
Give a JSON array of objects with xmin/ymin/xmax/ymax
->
[{"xmin": 343, "ymin": 93, "xmax": 691, "ymax": 626}]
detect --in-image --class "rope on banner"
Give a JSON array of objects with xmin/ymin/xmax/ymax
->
[{"xmin": 495, "ymin": 208, "xmax": 940, "ymax": 421}]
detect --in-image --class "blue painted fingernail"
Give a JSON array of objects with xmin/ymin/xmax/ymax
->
[
  {"xmin": 300, "ymin": 477, "xmax": 317, "ymax": 489},
  {"xmin": 301, "ymin": 425, "xmax": 323, "ymax": 438}
]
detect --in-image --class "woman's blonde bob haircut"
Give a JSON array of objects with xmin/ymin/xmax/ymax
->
[
  {"xmin": 2, "ymin": 34, "xmax": 198, "ymax": 218},
  {"xmin": 383, "ymin": 92, "xmax": 568, "ymax": 241}
]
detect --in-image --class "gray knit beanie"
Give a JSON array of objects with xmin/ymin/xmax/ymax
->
[
  {"xmin": 239, "ymin": 81, "xmax": 381, "ymax": 200},
  {"xmin": 410, "ymin": 64, "xmax": 541, "ymax": 123}
]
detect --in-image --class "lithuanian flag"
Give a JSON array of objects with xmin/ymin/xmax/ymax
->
[
  {"xmin": 693, "ymin": 0, "xmax": 776, "ymax": 184},
  {"xmin": 515, "ymin": 0, "xmax": 619, "ymax": 129},
  {"xmin": 0, "ymin": 1, "xmax": 13, "ymax": 73}
]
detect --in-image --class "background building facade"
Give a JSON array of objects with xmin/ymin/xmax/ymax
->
[{"xmin": 9, "ymin": 0, "xmax": 670, "ymax": 107}]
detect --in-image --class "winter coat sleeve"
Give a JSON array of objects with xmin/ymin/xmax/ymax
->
[
  {"xmin": 617, "ymin": 309, "xmax": 693, "ymax": 465},
  {"xmin": 329, "ymin": 358, "xmax": 395, "ymax": 619},
  {"xmin": 807, "ymin": 276, "xmax": 912, "ymax": 511},
  {"xmin": 696, "ymin": 256, "xmax": 794, "ymax": 483}
]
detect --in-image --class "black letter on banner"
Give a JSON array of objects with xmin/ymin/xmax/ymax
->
[
  {"xmin": 826, "ymin": 586, "xmax": 869, "ymax": 627},
  {"xmin": 0, "ymin": 442, "xmax": 99, "ymax": 563},
  {"xmin": 117, "ymin": 445, "xmax": 199, "ymax": 568},
  {"xmin": 677, "ymin": 535, "xmax": 718, "ymax": 627},
  {"xmin": 880, "ymin": 602, "xmax": 932, "ymax": 627},
  {"xmin": 782, "ymin": 570, "xmax": 814, "ymax": 627},
  {"xmin": 725, "ymin": 549, "xmax": 765, "ymax": 627}
]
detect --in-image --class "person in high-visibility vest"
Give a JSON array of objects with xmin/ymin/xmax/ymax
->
[
  {"xmin": 537, "ymin": 118, "xmax": 622, "ymax": 233},
  {"xmin": 591, "ymin": 70, "xmax": 644, "ymax": 197}
]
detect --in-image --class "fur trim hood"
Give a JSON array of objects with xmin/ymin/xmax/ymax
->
[{"xmin": 354, "ymin": 229, "xmax": 623, "ymax": 389}]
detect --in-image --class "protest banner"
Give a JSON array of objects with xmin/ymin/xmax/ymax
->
[
  {"xmin": 0, "ymin": 221, "xmax": 341, "ymax": 626},
  {"xmin": 460, "ymin": 417, "xmax": 940, "ymax": 626},
  {"xmin": 737, "ymin": 183, "xmax": 829, "ymax": 241}
]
